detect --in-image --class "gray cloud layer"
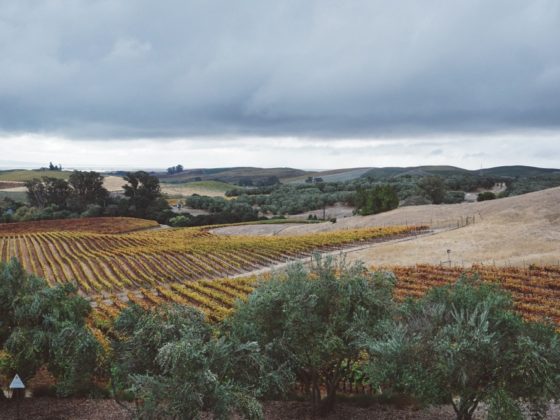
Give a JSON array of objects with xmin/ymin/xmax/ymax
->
[{"xmin": 1, "ymin": 0, "xmax": 559, "ymax": 139}]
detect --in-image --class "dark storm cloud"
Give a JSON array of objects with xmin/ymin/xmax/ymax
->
[{"xmin": 0, "ymin": 0, "xmax": 559, "ymax": 139}]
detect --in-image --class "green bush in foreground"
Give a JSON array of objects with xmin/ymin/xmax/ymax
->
[
  {"xmin": 227, "ymin": 256, "xmax": 396, "ymax": 415},
  {"xmin": 0, "ymin": 259, "xmax": 104, "ymax": 396},
  {"xmin": 112, "ymin": 304, "xmax": 275, "ymax": 420},
  {"xmin": 365, "ymin": 276, "xmax": 560, "ymax": 420}
]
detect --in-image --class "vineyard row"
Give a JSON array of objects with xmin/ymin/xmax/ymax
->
[{"xmin": 0, "ymin": 225, "xmax": 426, "ymax": 293}]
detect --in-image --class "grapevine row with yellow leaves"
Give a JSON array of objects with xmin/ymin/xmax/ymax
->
[
  {"xmin": 382, "ymin": 264, "xmax": 560, "ymax": 325},
  {"xmin": 0, "ymin": 224, "xmax": 425, "ymax": 293}
]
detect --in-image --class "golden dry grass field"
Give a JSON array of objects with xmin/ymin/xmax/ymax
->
[{"xmin": 213, "ymin": 187, "xmax": 560, "ymax": 267}]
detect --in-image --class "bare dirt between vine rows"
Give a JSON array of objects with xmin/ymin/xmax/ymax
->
[{"xmin": 1, "ymin": 398, "xmax": 558, "ymax": 419}]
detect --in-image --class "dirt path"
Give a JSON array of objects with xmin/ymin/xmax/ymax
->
[{"xmin": 1, "ymin": 398, "xmax": 558, "ymax": 420}]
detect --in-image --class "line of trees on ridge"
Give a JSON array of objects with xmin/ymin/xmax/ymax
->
[{"xmin": 1, "ymin": 170, "xmax": 172, "ymax": 224}]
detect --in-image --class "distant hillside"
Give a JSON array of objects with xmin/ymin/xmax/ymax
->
[
  {"xmin": 161, "ymin": 180, "xmax": 236, "ymax": 198},
  {"xmin": 153, "ymin": 165, "xmax": 560, "ymax": 186},
  {"xmin": 0, "ymin": 169, "xmax": 72, "ymax": 182},
  {"xmin": 474, "ymin": 165, "xmax": 560, "ymax": 178},
  {"xmin": 159, "ymin": 167, "xmax": 308, "ymax": 184},
  {"xmin": 286, "ymin": 167, "xmax": 372, "ymax": 183},
  {"xmin": 361, "ymin": 165, "xmax": 559, "ymax": 180}
]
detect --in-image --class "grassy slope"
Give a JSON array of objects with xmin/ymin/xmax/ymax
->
[
  {"xmin": 475, "ymin": 165, "xmax": 560, "ymax": 177},
  {"xmin": 362, "ymin": 165, "xmax": 560, "ymax": 180},
  {"xmin": 0, "ymin": 169, "xmax": 72, "ymax": 182},
  {"xmin": 159, "ymin": 167, "xmax": 308, "ymax": 183},
  {"xmin": 161, "ymin": 180, "xmax": 237, "ymax": 197},
  {"xmin": 212, "ymin": 186, "xmax": 560, "ymax": 267},
  {"xmin": 286, "ymin": 168, "xmax": 372, "ymax": 183},
  {"xmin": 177, "ymin": 180, "xmax": 236, "ymax": 192},
  {"xmin": 0, "ymin": 191, "xmax": 28, "ymax": 203}
]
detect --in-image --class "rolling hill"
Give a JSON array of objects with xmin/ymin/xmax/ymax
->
[
  {"xmin": 159, "ymin": 167, "xmax": 308, "ymax": 184},
  {"xmin": 158, "ymin": 165, "xmax": 560, "ymax": 186},
  {"xmin": 213, "ymin": 186, "xmax": 560, "ymax": 267}
]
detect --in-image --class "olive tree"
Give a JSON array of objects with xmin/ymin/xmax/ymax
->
[
  {"xmin": 365, "ymin": 276, "xmax": 560, "ymax": 420},
  {"xmin": 112, "ymin": 304, "xmax": 273, "ymax": 420},
  {"xmin": 0, "ymin": 258, "xmax": 104, "ymax": 396},
  {"xmin": 227, "ymin": 256, "xmax": 396, "ymax": 415},
  {"xmin": 418, "ymin": 175, "xmax": 447, "ymax": 204}
]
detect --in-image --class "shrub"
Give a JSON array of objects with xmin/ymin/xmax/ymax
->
[
  {"xmin": 0, "ymin": 259, "xmax": 104, "ymax": 396},
  {"xmin": 365, "ymin": 276, "xmax": 560, "ymax": 420},
  {"xmin": 168, "ymin": 215, "xmax": 191, "ymax": 227},
  {"xmin": 81, "ymin": 204, "xmax": 103, "ymax": 218},
  {"xmin": 477, "ymin": 191, "xmax": 497, "ymax": 201},
  {"xmin": 227, "ymin": 256, "xmax": 396, "ymax": 414},
  {"xmin": 354, "ymin": 185, "xmax": 399, "ymax": 215},
  {"xmin": 400, "ymin": 195, "xmax": 431, "ymax": 207},
  {"xmin": 112, "ymin": 304, "xmax": 270, "ymax": 419},
  {"xmin": 443, "ymin": 191, "xmax": 465, "ymax": 204}
]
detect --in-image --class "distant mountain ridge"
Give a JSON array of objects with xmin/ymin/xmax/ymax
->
[
  {"xmin": 157, "ymin": 165, "xmax": 560, "ymax": 184},
  {"xmin": 361, "ymin": 165, "xmax": 560, "ymax": 180}
]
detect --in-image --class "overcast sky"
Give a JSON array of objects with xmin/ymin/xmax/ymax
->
[{"xmin": 1, "ymin": 0, "xmax": 559, "ymax": 170}]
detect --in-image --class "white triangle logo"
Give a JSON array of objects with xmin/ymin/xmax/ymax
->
[{"xmin": 9, "ymin": 374, "xmax": 25, "ymax": 389}]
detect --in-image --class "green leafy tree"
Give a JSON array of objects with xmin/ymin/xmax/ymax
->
[
  {"xmin": 24, "ymin": 178, "xmax": 47, "ymax": 208},
  {"xmin": 365, "ymin": 277, "xmax": 560, "ymax": 420},
  {"xmin": 112, "ymin": 304, "xmax": 270, "ymax": 420},
  {"xmin": 166, "ymin": 164, "xmax": 184, "ymax": 175},
  {"xmin": 227, "ymin": 256, "xmax": 396, "ymax": 414},
  {"xmin": 67, "ymin": 171, "xmax": 109, "ymax": 212},
  {"xmin": 418, "ymin": 175, "xmax": 447, "ymax": 204},
  {"xmin": 354, "ymin": 185, "xmax": 399, "ymax": 215},
  {"xmin": 123, "ymin": 171, "xmax": 170, "ymax": 220},
  {"xmin": 43, "ymin": 177, "xmax": 71, "ymax": 208},
  {"xmin": 0, "ymin": 259, "xmax": 104, "ymax": 396},
  {"xmin": 24, "ymin": 177, "xmax": 71, "ymax": 209}
]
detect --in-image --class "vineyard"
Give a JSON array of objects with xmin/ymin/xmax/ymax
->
[
  {"xmin": 388, "ymin": 264, "xmax": 560, "ymax": 325},
  {"xmin": 0, "ymin": 217, "xmax": 159, "ymax": 235},
  {"xmin": 2, "ymin": 218, "xmax": 558, "ymax": 332},
  {"xmin": 91, "ymin": 276, "xmax": 258, "ymax": 326},
  {"xmin": 89, "ymin": 263, "xmax": 560, "ymax": 334},
  {"xmin": 0, "ymin": 218, "xmax": 425, "ymax": 293}
]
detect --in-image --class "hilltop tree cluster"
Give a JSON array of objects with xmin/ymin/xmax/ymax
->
[
  {"xmin": 166, "ymin": 164, "xmax": 184, "ymax": 175},
  {"xmin": 1, "ymin": 256, "xmax": 558, "ymax": 419},
  {"xmin": 48, "ymin": 162, "xmax": 62, "ymax": 171},
  {"xmin": 220, "ymin": 174, "xmax": 471, "ymax": 218},
  {"xmin": 218, "ymin": 169, "xmax": 560, "ymax": 219},
  {"xmin": 170, "ymin": 194, "xmax": 259, "ymax": 227},
  {"xmin": 26, "ymin": 171, "xmax": 108, "ymax": 212},
  {"xmin": 3, "ymin": 171, "xmax": 172, "ymax": 224}
]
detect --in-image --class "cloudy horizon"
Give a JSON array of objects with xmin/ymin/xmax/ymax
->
[{"xmin": 1, "ymin": 1, "xmax": 559, "ymax": 169}]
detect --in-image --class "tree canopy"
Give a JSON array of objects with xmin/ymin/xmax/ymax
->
[
  {"xmin": 0, "ymin": 259, "xmax": 104, "ymax": 396},
  {"xmin": 123, "ymin": 171, "xmax": 170, "ymax": 221},
  {"xmin": 418, "ymin": 175, "xmax": 447, "ymax": 204},
  {"xmin": 112, "ymin": 304, "xmax": 270, "ymax": 419},
  {"xmin": 227, "ymin": 256, "xmax": 396, "ymax": 414},
  {"xmin": 354, "ymin": 184, "xmax": 399, "ymax": 215},
  {"xmin": 365, "ymin": 276, "xmax": 560, "ymax": 420}
]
